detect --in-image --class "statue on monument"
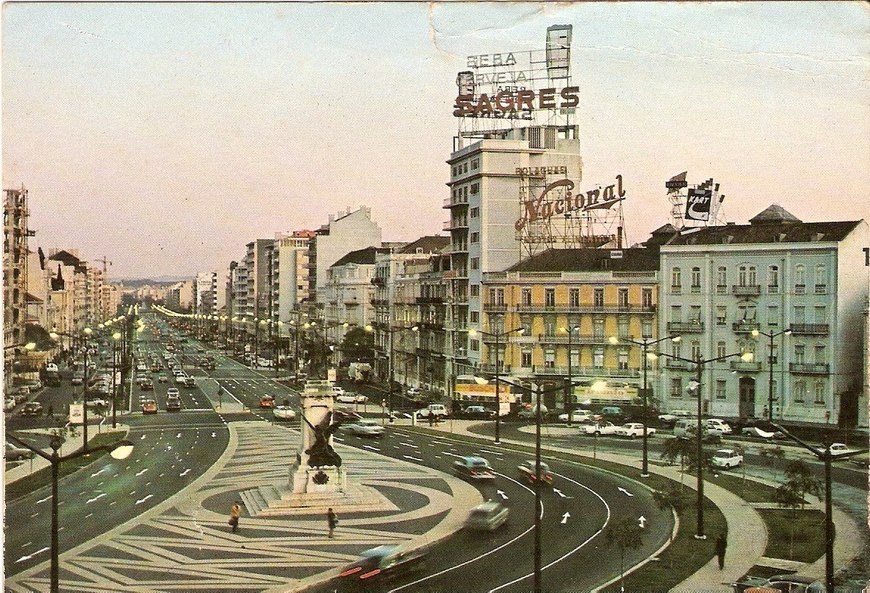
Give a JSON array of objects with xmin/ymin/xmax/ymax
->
[{"xmin": 303, "ymin": 410, "xmax": 343, "ymax": 467}]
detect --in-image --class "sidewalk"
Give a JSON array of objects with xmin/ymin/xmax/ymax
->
[{"xmin": 402, "ymin": 418, "xmax": 862, "ymax": 593}]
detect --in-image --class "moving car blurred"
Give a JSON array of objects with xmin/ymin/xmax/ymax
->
[
  {"xmin": 183, "ymin": 376, "xmax": 196, "ymax": 388},
  {"xmin": 158, "ymin": 374, "xmax": 169, "ymax": 383},
  {"xmin": 343, "ymin": 419, "xmax": 385, "ymax": 438},
  {"xmin": 616, "ymin": 423, "xmax": 656, "ymax": 438},
  {"xmin": 711, "ymin": 448, "xmax": 744, "ymax": 469},
  {"xmin": 465, "ymin": 501, "xmax": 509, "ymax": 531},
  {"xmin": 517, "ymin": 460, "xmax": 553, "ymax": 486},
  {"xmin": 272, "ymin": 405, "xmax": 296, "ymax": 421},
  {"xmin": 517, "ymin": 404, "xmax": 549, "ymax": 420},
  {"xmin": 337, "ymin": 545, "xmax": 427, "ymax": 586},
  {"xmin": 140, "ymin": 378, "xmax": 154, "ymax": 390},
  {"xmin": 453, "ymin": 456, "xmax": 495, "ymax": 481}
]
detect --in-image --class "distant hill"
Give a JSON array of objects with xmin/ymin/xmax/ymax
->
[{"xmin": 116, "ymin": 277, "xmax": 189, "ymax": 287}]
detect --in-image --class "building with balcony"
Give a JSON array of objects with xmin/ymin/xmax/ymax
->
[
  {"xmin": 481, "ymin": 245, "xmax": 659, "ymax": 411},
  {"xmin": 4, "ymin": 186, "xmax": 31, "ymax": 348},
  {"xmin": 658, "ymin": 205, "xmax": 868, "ymax": 427}
]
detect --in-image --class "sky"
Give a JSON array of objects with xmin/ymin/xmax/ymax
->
[{"xmin": 3, "ymin": 2, "xmax": 869, "ymax": 279}]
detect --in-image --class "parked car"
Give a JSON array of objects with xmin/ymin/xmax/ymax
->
[
  {"xmin": 740, "ymin": 423, "xmax": 785, "ymax": 440},
  {"xmin": 141, "ymin": 399, "xmax": 158, "ymax": 414},
  {"xmin": 517, "ymin": 460, "xmax": 554, "ymax": 486},
  {"xmin": 462, "ymin": 405, "xmax": 496, "ymax": 419},
  {"xmin": 657, "ymin": 409, "xmax": 692, "ymax": 426},
  {"xmin": 335, "ymin": 393, "xmax": 358, "ymax": 404},
  {"xmin": 343, "ymin": 419, "xmax": 385, "ymax": 438},
  {"xmin": 20, "ymin": 402, "xmax": 43, "ymax": 417},
  {"xmin": 452, "ymin": 456, "xmax": 495, "ymax": 481},
  {"xmin": 711, "ymin": 448, "xmax": 744, "ymax": 469},
  {"xmin": 416, "ymin": 403, "xmax": 449, "ymax": 419},
  {"xmin": 517, "ymin": 404, "xmax": 549, "ymax": 420},
  {"xmin": 5, "ymin": 442, "xmax": 33, "ymax": 461},
  {"xmin": 465, "ymin": 501, "xmax": 509, "ymax": 531},
  {"xmin": 828, "ymin": 443, "xmax": 854, "ymax": 456},
  {"xmin": 272, "ymin": 406, "xmax": 296, "ymax": 421},
  {"xmin": 406, "ymin": 387, "xmax": 422, "ymax": 399},
  {"xmin": 354, "ymin": 393, "xmax": 369, "ymax": 404},
  {"xmin": 731, "ymin": 573, "xmax": 825, "ymax": 593},
  {"xmin": 337, "ymin": 545, "xmax": 427, "ymax": 586},
  {"xmin": 584, "ymin": 421, "xmax": 620, "ymax": 436},
  {"xmin": 616, "ymin": 423, "xmax": 656, "ymax": 438},
  {"xmin": 674, "ymin": 419, "xmax": 723, "ymax": 442},
  {"xmin": 557, "ymin": 410, "xmax": 592, "ymax": 423},
  {"xmin": 706, "ymin": 418, "xmax": 733, "ymax": 435},
  {"xmin": 331, "ymin": 386, "xmax": 346, "ymax": 397}
]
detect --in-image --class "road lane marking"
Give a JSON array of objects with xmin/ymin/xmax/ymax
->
[
  {"xmin": 135, "ymin": 494, "xmax": 153, "ymax": 505},
  {"xmin": 15, "ymin": 547, "xmax": 49, "ymax": 563},
  {"xmin": 86, "ymin": 493, "xmax": 106, "ymax": 504},
  {"xmin": 402, "ymin": 455, "xmax": 423, "ymax": 462}
]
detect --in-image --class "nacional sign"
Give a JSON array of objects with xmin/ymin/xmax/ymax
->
[{"xmin": 515, "ymin": 175, "xmax": 626, "ymax": 232}]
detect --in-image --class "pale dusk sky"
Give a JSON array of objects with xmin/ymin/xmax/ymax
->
[{"xmin": 3, "ymin": 2, "xmax": 868, "ymax": 278}]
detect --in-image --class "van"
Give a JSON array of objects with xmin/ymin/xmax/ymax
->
[
  {"xmin": 600, "ymin": 406, "xmax": 624, "ymax": 417},
  {"xmin": 416, "ymin": 403, "xmax": 448, "ymax": 419}
]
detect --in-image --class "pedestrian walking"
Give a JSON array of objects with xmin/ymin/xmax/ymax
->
[
  {"xmin": 327, "ymin": 507, "xmax": 338, "ymax": 538},
  {"xmin": 229, "ymin": 501, "xmax": 241, "ymax": 533},
  {"xmin": 715, "ymin": 533, "xmax": 727, "ymax": 570}
]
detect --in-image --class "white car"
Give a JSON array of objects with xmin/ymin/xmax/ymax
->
[
  {"xmin": 331, "ymin": 386, "xmax": 346, "ymax": 397},
  {"xmin": 828, "ymin": 443, "xmax": 853, "ymax": 456},
  {"xmin": 343, "ymin": 419, "xmax": 385, "ymax": 438},
  {"xmin": 584, "ymin": 421, "xmax": 620, "ymax": 436},
  {"xmin": 335, "ymin": 393, "xmax": 358, "ymax": 404},
  {"xmin": 355, "ymin": 393, "xmax": 369, "ymax": 404},
  {"xmin": 711, "ymin": 448, "xmax": 743, "ymax": 469},
  {"xmin": 658, "ymin": 409, "xmax": 692, "ymax": 425},
  {"xmin": 273, "ymin": 406, "xmax": 296, "ymax": 421},
  {"xmin": 706, "ymin": 418, "xmax": 732, "ymax": 435},
  {"xmin": 617, "ymin": 423, "xmax": 656, "ymax": 438},
  {"xmin": 557, "ymin": 410, "xmax": 592, "ymax": 423}
]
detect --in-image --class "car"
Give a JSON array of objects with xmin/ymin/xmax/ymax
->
[
  {"xmin": 335, "ymin": 393, "xmax": 358, "ymax": 404},
  {"xmin": 828, "ymin": 443, "xmax": 853, "ymax": 456},
  {"xmin": 517, "ymin": 460, "xmax": 554, "ymax": 486},
  {"xmin": 731, "ymin": 573, "xmax": 825, "ymax": 593},
  {"xmin": 15, "ymin": 386, "xmax": 30, "ymax": 397},
  {"xmin": 5, "ymin": 442, "xmax": 33, "ymax": 461},
  {"xmin": 165, "ymin": 394, "xmax": 182, "ymax": 411},
  {"xmin": 173, "ymin": 369, "xmax": 186, "ymax": 379},
  {"xmin": 462, "ymin": 405, "xmax": 496, "ymax": 419},
  {"xmin": 657, "ymin": 409, "xmax": 692, "ymax": 426},
  {"xmin": 711, "ymin": 448, "xmax": 744, "ymax": 469},
  {"xmin": 331, "ymin": 385, "xmax": 346, "ymax": 397},
  {"xmin": 86, "ymin": 398, "xmax": 108, "ymax": 409},
  {"xmin": 140, "ymin": 379, "xmax": 154, "ymax": 390},
  {"xmin": 617, "ymin": 423, "xmax": 656, "ymax": 438},
  {"xmin": 167, "ymin": 387, "xmax": 180, "ymax": 398},
  {"xmin": 416, "ymin": 403, "xmax": 449, "ymax": 419},
  {"xmin": 452, "ymin": 456, "xmax": 495, "ymax": 481},
  {"xmin": 343, "ymin": 419, "xmax": 385, "ymax": 438},
  {"xmin": 406, "ymin": 387, "xmax": 422, "ymax": 399},
  {"xmin": 71, "ymin": 371, "xmax": 85, "ymax": 385},
  {"xmin": 558, "ymin": 410, "xmax": 593, "ymax": 423},
  {"xmin": 706, "ymin": 418, "xmax": 733, "ymax": 435},
  {"xmin": 259, "ymin": 395, "xmax": 275, "ymax": 408},
  {"xmin": 183, "ymin": 376, "xmax": 196, "ymax": 388},
  {"xmin": 740, "ymin": 423, "xmax": 785, "ymax": 440},
  {"xmin": 151, "ymin": 363, "xmax": 161, "ymax": 372},
  {"xmin": 354, "ymin": 393, "xmax": 369, "ymax": 404},
  {"xmin": 674, "ymin": 419, "xmax": 723, "ymax": 442},
  {"xmin": 337, "ymin": 545, "xmax": 427, "ymax": 585},
  {"xmin": 20, "ymin": 402, "xmax": 43, "ymax": 416},
  {"xmin": 584, "ymin": 421, "xmax": 620, "ymax": 436},
  {"xmin": 517, "ymin": 404, "xmax": 549, "ymax": 419},
  {"xmin": 465, "ymin": 501, "xmax": 509, "ymax": 531},
  {"xmin": 158, "ymin": 374, "xmax": 169, "ymax": 383},
  {"xmin": 273, "ymin": 405, "xmax": 296, "ymax": 421},
  {"xmin": 141, "ymin": 399, "xmax": 158, "ymax": 414}
]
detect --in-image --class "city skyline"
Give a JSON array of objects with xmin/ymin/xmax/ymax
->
[{"xmin": 3, "ymin": 2, "xmax": 868, "ymax": 278}]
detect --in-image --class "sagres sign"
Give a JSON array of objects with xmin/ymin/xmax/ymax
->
[{"xmin": 515, "ymin": 175, "xmax": 626, "ymax": 232}]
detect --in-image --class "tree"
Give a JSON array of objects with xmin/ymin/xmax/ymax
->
[
  {"xmin": 340, "ymin": 326, "xmax": 374, "ymax": 364},
  {"xmin": 606, "ymin": 517, "xmax": 644, "ymax": 592},
  {"xmin": 774, "ymin": 482, "xmax": 804, "ymax": 560},
  {"xmin": 782, "ymin": 459, "xmax": 822, "ymax": 510},
  {"xmin": 759, "ymin": 445, "xmax": 785, "ymax": 477},
  {"xmin": 660, "ymin": 437, "xmax": 693, "ymax": 487},
  {"xmin": 653, "ymin": 484, "xmax": 687, "ymax": 552}
]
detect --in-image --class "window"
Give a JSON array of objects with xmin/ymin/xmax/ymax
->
[
  {"xmin": 520, "ymin": 316, "xmax": 532, "ymax": 335},
  {"xmin": 470, "ymin": 232, "xmax": 479, "ymax": 243},
  {"xmin": 814, "ymin": 305, "xmax": 826, "ymax": 324},
  {"xmin": 495, "ymin": 288, "xmax": 505, "ymax": 305},
  {"xmin": 748, "ymin": 266, "xmax": 757, "ymax": 286},
  {"xmin": 593, "ymin": 348, "xmax": 604, "ymax": 368},
  {"xmin": 814, "ymin": 264, "xmax": 826, "ymax": 293},
  {"xmin": 716, "ymin": 267, "xmax": 727, "ymax": 292},
  {"xmin": 470, "ymin": 257, "xmax": 479, "ymax": 271},
  {"xmin": 793, "ymin": 305, "xmax": 806, "ymax": 325},
  {"xmin": 814, "ymin": 344, "xmax": 825, "ymax": 364},
  {"xmin": 715, "ymin": 380, "xmax": 727, "ymax": 400},
  {"xmin": 670, "ymin": 305, "xmax": 682, "ymax": 322},
  {"xmin": 642, "ymin": 320, "xmax": 653, "ymax": 338},
  {"xmin": 690, "ymin": 305, "xmax": 702, "ymax": 323},
  {"xmin": 738, "ymin": 265, "xmax": 748, "ymax": 287},
  {"xmin": 618, "ymin": 288, "xmax": 629, "ymax": 308},
  {"xmin": 471, "ymin": 158, "xmax": 479, "ymax": 170},
  {"xmin": 618, "ymin": 349, "xmax": 629, "ymax": 370},
  {"xmin": 671, "ymin": 377, "xmax": 683, "ymax": 398},
  {"xmin": 470, "ymin": 339, "xmax": 479, "ymax": 352},
  {"xmin": 671, "ymin": 342, "xmax": 682, "ymax": 359},
  {"xmin": 690, "ymin": 267, "xmax": 701, "ymax": 292},
  {"xmin": 716, "ymin": 305, "xmax": 727, "ymax": 325},
  {"xmin": 618, "ymin": 318, "xmax": 630, "ymax": 338},
  {"xmin": 470, "ymin": 311, "xmax": 479, "ymax": 323},
  {"xmin": 794, "ymin": 380, "xmax": 806, "ymax": 403},
  {"xmin": 470, "ymin": 207, "xmax": 479, "ymax": 218},
  {"xmin": 470, "ymin": 285, "xmax": 479, "ymax": 297},
  {"xmin": 814, "ymin": 380, "xmax": 825, "ymax": 404},
  {"xmin": 545, "ymin": 288, "xmax": 556, "ymax": 307},
  {"xmin": 569, "ymin": 288, "xmax": 580, "ymax": 308},
  {"xmin": 569, "ymin": 349, "xmax": 580, "ymax": 367},
  {"xmin": 671, "ymin": 267, "xmax": 682, "ymax": 289},
  {"xmin": 691, "ymin": 340, "xmax": 701, "ymax": 361},
  {"xmin": 768, "ymin": 265, "xmax": 779, "ymax": 293},
  {"xmin": 594, "ymin": 287, "xmax": 605, "ymax": 307},
  {"xmin": 794, "ymin": 344, "xmax": 805, "ymax": 364},
  {"xmin": 489, "ymin": 316, "xmax": 503, "ymax": 334},
  {"xmin": 470, "ymin": 183, "xmax": 479, "ymax": 194},
  {"xmin": 593, "ymin": 318, "xmax": 605, "ymax": 338},
  {"xmin": 770, "ymin": 344, "xmax": 778, "ymax": 364},
  {"xmin": 768, "ymin": 305, "xmax": 780, "ymax": 327},
  {"xmin": 642, "ymin": 288, "xmax": 653, "ymax": 308},
  {"xmin": 544, "ymin": 317, "xmax": 556, "ymax": 337},
  {"xmin": 795, "ymin": 264, "xmax": 806, "ymax": 293},
  {"xmin": 544, "ymin": 349, "xmax": 555, "ymax": 368},
  {"xmin": 521, "ymin": 349, "xmax": 532, "ymax": 367},
  {"xmin": 717, "ymin": 341, "xmax": 727, "ymax": 358},
  {"xmin": 521, "ymin": 288, "xmax": 532, "ymax": 306}
]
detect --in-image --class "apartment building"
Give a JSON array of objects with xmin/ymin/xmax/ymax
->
[
  {"xmin": 4, "ymin": 186, "xmax": 31, "ymax": 348},
  {"xmin": 659, "ymin": 205, "xmax": 868, "ymax": 427},
  {"xmin": 481, "ymin": 246, "xmax": 659, "ymax": 411}
]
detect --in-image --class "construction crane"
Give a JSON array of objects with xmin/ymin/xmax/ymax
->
[{"xmin": 94, "ymin": 256, "xmax": 112, "ymax": 275}]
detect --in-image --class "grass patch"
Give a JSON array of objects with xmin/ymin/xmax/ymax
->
[
  {"xmin": 705, "ymin": 470, "xmax": 780, "ymax": 503},
  {"xmin": 5, "ymin": 432, "xmax": 126, "ymax": 502},
  {"xmin": 757, "ymin": 508, "xmax": 827, "ymax": 563}
]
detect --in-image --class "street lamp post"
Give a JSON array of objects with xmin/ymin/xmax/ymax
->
[
  {"xmin": 469, "ymin": 326, "xmax": 524, "ymax": 443},
  {"xmin": 111, "ymin": 331, "xmax": 122, "ymax": 428},
  {"xmin": 562, "ymin": 326, "xmax": 579, "ymax": 426},
  {"xmin": 6, "ymin": 432, "xmax": 133, "ymax": 593},
  {"xmin": 609, "ymin": 334, "xmax": 680, "ymax": 477},
  {"xmin": 50, "ymin": 328, "xmax": 93, "ymax": 450},
  {"xmin": 659, "ymin": 348, "xmax": 754, "ymax": 539},
  {"xmin": 366, "ymin": 324, "xmax": 418, "ymax": 421},
  {"xmin": 752, "ymin": 327, "xmax": 792, "ymax": 421}
]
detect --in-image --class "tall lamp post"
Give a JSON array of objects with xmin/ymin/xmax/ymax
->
[
  {"xmin": 609, "ymin": 334, "xmax": 681, "ymax": 477},
  {"xmin": 50, "ymin": 327, "xmax": 93, "ymax": 450},
  {"xmin": 366, "ymin": 323, "xmax": 418, "ymax": 421},
  {"xmin": 561, "ymin": 325, "xmax": 579, "ymax": 426},
  {"xmin": 751, "ymin": 327, "xmax": 792, "ymax": 421},
  {"xmin": 469, "ymin": 326, "xmax": 524, "ymax": 443},
  {"xmin": 659, "ymin": 348, "xmax": 754, "ymax": 539},
  {"xmin": 6, "ymin": 433, "xmax": 133, "ymax": 593}
]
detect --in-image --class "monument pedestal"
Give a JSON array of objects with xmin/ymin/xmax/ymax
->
[{"xmin": 291, "ymin": 465, "xmax": 346, "ymax": 494}]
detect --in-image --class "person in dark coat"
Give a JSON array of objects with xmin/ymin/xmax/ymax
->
[
  {"xmin": 715, "ymin": 533, "xmax": 727, "ymax": 570},
  {"xmin": 229, "ymin": 501, "xmax": 241, "ymax": 533},
  {"xmin": 327, "ymin": 507, "xmax": 338, "ymax": 538}
]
